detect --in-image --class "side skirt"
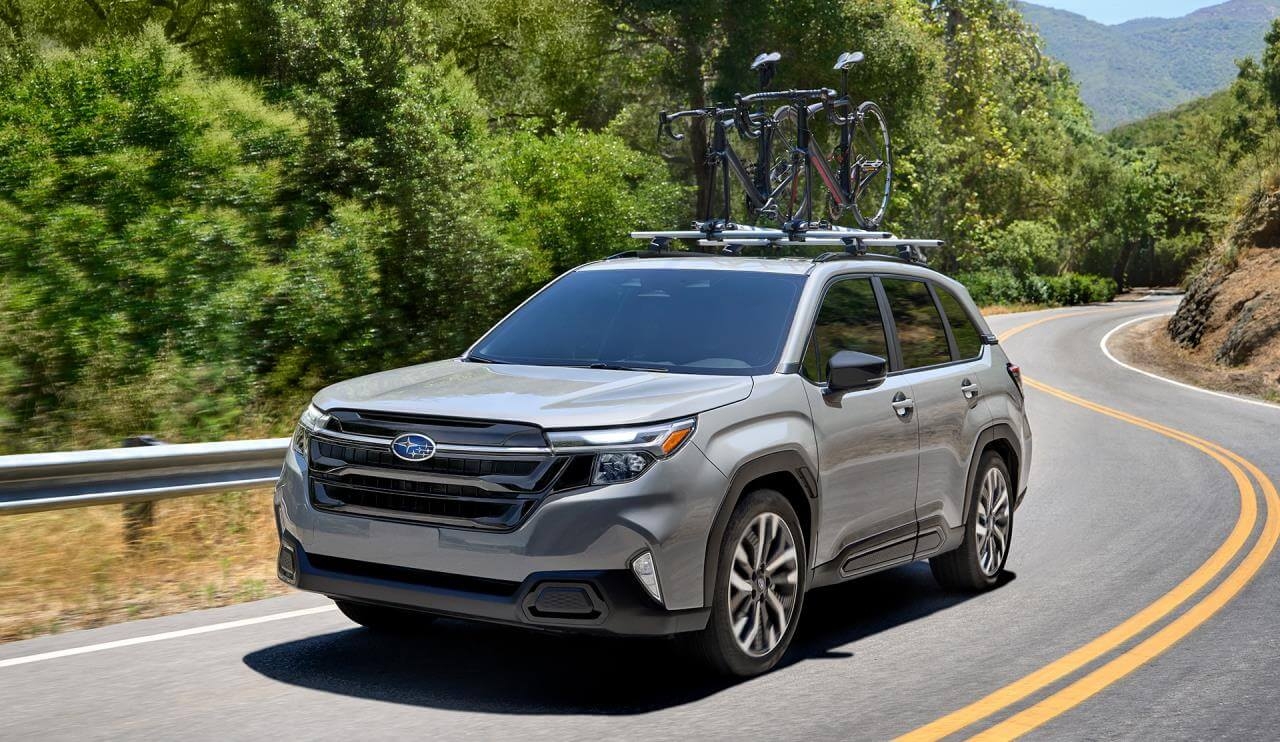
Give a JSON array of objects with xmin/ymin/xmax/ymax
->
[{"xmin": 808, "ymin": 515, "xmax": 962, "ymax": 590}]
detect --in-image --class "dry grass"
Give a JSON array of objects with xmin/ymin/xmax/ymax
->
[
  {"xmin": 0, "ymin": 489, "xmax": 288, "ymax": 642},
  {"xmin": 980, "ymin": 303, "xmax": 1049, "ymax": 316}
]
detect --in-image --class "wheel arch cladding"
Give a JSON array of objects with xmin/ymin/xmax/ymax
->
[
  {"xmin": 702, "ymin": 450, "xmax": 817, "ymax": 606},
  {"xmin": 965, "ymin": 424, "xmax": 1021, "ymax": 524}
]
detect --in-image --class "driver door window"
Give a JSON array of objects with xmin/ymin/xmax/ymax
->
[{"xmin": 802, "ymin": 277, "xmax": 889, "ymax": 383}]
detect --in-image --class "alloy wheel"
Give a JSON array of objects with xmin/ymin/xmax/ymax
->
[
  {"xmin": 727, "ymin": 512, "xmax": 800, "ymax": 657},
  {"xmin": 975, "ymin": 467, "xmax": 1011, "ymax": 576}
]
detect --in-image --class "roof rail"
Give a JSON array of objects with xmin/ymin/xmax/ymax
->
[{"xmin": 626, "ymin": 223, "xmax": 943, "ymax": 264}]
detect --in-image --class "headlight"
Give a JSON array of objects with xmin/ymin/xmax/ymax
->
[
  {"xmin": 547, "ymin": 418, "xmax": 695, "ymax": 485},
  {"xmin": 292, "ymin": 404, "xmax": 330, "ymax": 457}
]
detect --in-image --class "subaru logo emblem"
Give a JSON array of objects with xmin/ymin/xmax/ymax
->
[{"xmin": 391, "ymin": 433, "xmax": 436, "ymax": 462}]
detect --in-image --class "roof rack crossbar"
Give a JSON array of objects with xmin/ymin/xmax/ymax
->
[{"xmin": 625, "ymin": 227, "xmax": 944, "ymax": 265}]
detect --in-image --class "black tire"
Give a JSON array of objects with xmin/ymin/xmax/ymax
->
[
  {"xmin": 931, "ymin": 451, "xmax": 1013, "ymax": 591},
  {"xmin": 334, "ymin": 599, "xmax": 435, "ymax": 633},
  {"xmin": 688, "ymin": 488, "xmax": 807, "ymax": 677},
  {"xmin": 849, "ymin": 101, "xmax": 892, "ymax": 230}
]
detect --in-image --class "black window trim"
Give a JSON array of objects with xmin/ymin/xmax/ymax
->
[
  {"xmin": 787, "ymin": 271, "xmax": 988, "ymax": 385},
  {"xmin": 876, "ymin": 275, "xmax": 986, "ymax": 378},
  {"xmin": 932, "ymin": 281, "xmax": 986, "ymax": 362},
  {"xmin": 795, "ymin": 274, "xmax": 896, "ymax": 387}
]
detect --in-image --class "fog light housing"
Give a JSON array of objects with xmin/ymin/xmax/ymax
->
[{"xmin": 630, "ymin": 551, "xmax": 663, "ymax": 606}]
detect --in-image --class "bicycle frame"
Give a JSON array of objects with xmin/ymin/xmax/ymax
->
[
  {"xmin": 708, "ymin": 112, "xmax": 796, "ymax": 224},
  {"xmin": 790, "ymin": 95, "xmax": 885, "ymax": 226}
]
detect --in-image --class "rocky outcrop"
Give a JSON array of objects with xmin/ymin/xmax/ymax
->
[
  {"xmin": 1167, "ymin": 260, "xmax": 1224, "ymax": 348},
  {"xmin": 1167, "ymin": 184, "xmax": 1280, "ymax": 372}
]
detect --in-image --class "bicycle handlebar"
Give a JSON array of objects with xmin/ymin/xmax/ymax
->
[
  {"xmin": 658, "ymin": 109, "xmax": 711, "ymax": 142},
  {"xmin": 821, "ymin": 91, "xmax": 857, "ymax": 127}
]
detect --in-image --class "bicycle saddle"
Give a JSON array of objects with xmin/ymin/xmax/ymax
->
[
  {"xmin": 751, "ymin": 51, "xmax": 781, "ymax": 71},
  {"xmin": 834, "ymin": 51, "xmax": 865, "ymax": 70}
]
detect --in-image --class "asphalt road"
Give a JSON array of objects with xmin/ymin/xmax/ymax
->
[{"xmin": 4, "ymin": 298, "xmax": 1279, "ymax": 741}]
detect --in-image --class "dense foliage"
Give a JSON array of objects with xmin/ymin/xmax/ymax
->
[
  {"xmin": 0, "ymin": 0, "xmax": 1243, "ymax": 450},
  {"xmin": 1107, "ymin": 19, "xmax": 1280, "ymax": 290}
]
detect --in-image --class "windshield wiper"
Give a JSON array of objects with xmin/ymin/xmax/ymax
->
[
  {"xmin": 465, "ymin": 353, "xmax": 507, "ymax": 364},
  {"xmin": 587, "ymin": 362, "xmax": 669, "ymax": 373}
]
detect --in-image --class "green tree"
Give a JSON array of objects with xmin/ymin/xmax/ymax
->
[
  {"xmin": 1262, "ymin": 18, "xmax": 1280, "ymax": 115},
  {"xmin": 0, "ymin": 30, "xmax": 309, "ymax": 439}
]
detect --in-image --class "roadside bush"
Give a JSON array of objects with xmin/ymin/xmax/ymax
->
[
  {"xmin": 957, "ymin": 271, "xmax": 1116, "ymax": 307},
  {"xmin": 955, "ymin": 270, "xmax": 1026, "ymax": 305}
]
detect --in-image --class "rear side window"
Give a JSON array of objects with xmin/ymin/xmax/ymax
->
[
  {"xmin": 935, "ymin": 287, "xmax": 983, "ymax": 360},
  {"xmin": 880, "ymin": 277, "xmax": 952, "ymax": 369},
  {"xmin": 802, "ymin": 277, "xmax": 889, "ymax": 383}
]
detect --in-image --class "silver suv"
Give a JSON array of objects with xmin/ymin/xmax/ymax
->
[{"xmin": 274, "ymin": 252, "xmax": 1031, "ymax": 677}]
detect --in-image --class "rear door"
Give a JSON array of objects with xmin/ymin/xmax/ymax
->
[
  {"xmin": 800, "ymin": 276, "xmax": 920, "ymax": 575},
  {"xmin": 878, "ymin": 276, "xmax": 993, "ymax": 551}
]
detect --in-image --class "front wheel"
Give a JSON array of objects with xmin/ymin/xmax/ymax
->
[
  {"xmin": 688, "ymin": 488, "xmax": 807, "ymax": 676},
  {"xmin": 930, "ymin": 451, "xmax": 1013, "ymax": 591},
  {"xmin": 770, "ymin": 105, "xmax": 809, "ymax": 224}
]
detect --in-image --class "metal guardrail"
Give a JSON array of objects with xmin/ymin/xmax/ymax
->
[{"xmin": 0, "ymin": 438, "xmax": 290, "ymax": 515}]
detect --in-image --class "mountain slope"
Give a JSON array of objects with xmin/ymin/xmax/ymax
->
[{"xmin": 1017, "ymin": 0, "xmax": 1280, "ymax": 129}]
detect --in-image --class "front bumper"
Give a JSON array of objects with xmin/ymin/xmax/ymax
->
[
  {"xmin": 279, "ymin": 534, "xmax": 708, "ymax": 635},
  {"xmin": 275, "ymin": 438, "xmax": 728, "ymax": 628}
]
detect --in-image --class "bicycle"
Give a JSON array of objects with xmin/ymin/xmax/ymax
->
[
  {"xmin": 744, "ymin": 52, "xmax": 892, "ymax": 230},
  {"xmin": 657, "ymin": 52, "xmax": 802, "ymax": 229}
]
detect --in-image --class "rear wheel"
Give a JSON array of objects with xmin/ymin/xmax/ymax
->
[
  {"xmin": 849, "ymin": 101, "xmax": 892, "ymax": 229},
  {"xmin": 334, "ymin": 599, "xmax": 435, "ymax": 633},
  {"xmin": 930, "ymin": 451, "xmax": 1013, "ymax": 591},
  {"xmin": 689, "ymin": 488, "xmax": 807, "ymax": 676}
]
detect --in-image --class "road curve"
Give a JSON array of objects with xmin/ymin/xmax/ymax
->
[{"xmin": 3, "ymin": 299, "xmax": 1279, "ymax": 741}]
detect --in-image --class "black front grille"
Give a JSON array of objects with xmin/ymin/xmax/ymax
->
[
  {"xmin": 306, "ymin": 414, "xmax": 579, "ymax": 530},
  {"xmin": 313, "ymin": 440, "xmax": 540, "ymax": 478},
  {"xmin": 313, "ymin": 477, "xmax": 525, "ymax": 524}
]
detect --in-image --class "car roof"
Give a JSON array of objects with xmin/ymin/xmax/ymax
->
[
  {"xmin": 575, "ymin": 255, "xmax": 814, "ymax": 275},
  {"xmin": 576, "ymin": 253, "xmax": 967, "ymax": 291}
]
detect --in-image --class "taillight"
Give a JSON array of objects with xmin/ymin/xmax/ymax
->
[{"xmin": 1007, "ymin": 362, "xmax": 1023, "ymax": 393}]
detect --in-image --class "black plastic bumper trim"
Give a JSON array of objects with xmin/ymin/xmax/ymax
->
[{"xmin": 283, "ymin": 534, "xmax": 709, "ymax": 637}]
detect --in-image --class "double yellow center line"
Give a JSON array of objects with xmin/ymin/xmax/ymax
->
[{"xmin": 896, "ymin": 312, "xmax": 1280, "ymax": 741}]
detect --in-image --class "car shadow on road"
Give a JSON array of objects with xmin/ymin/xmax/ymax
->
[{"xmin": 243, "ymin": 563, "xmax": 1014, "ymax": 715}]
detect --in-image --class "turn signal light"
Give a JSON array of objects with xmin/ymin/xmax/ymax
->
[{"xmin": 661, "ymin": 425, "xmax": 693, "ymax": 455}]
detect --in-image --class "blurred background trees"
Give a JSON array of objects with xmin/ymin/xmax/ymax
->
[{"xmin": 0, "ymin": 0, "xmax": 1277, "ymax": 450}]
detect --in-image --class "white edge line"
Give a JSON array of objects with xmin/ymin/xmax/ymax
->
[
  {"xmin": 0, "ymin": 604, "xmax": 338, "ymax": 669},
  {"xmin": 1101, "ymin": 313, "xmax": 1280, "ymax": 413}
]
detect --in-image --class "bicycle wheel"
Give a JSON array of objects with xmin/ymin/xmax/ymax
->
[
  {"xmin": 849, "ymin": 101, "xmax": 892, "ymax": 229},
  {"xmin": 770, "ymin": 105, "xmax": 808, "ymax": 224}
]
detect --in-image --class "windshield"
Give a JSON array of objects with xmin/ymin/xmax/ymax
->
[{"xmin": 470, "ymin": 268, "xmax": 806, "ymax": 376}]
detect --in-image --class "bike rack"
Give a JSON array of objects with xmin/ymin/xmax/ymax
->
[{"xmin": 628, "ymin": 225, "xmax": 942, "ymax": 264}]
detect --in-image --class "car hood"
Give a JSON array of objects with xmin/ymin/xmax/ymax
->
[{"xmin": 312, "ymin": 359, "xmax": 754, "ymax": 430}]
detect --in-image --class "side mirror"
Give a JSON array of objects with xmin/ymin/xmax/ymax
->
[{"xmin": 827, "ymin": 350, "xmax": 887, "ymax": 393}]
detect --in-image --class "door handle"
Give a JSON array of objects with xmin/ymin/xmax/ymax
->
[
  {"xmin": 891, "ymin": 392, "xmax": 914, "ymax": 418},
  {"xmin": 961, "ymin": 379, "xmax": 981, "ymax": 399}
]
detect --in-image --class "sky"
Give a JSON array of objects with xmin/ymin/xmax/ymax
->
[{"xmin": 1031, "ymin": 0, "xmax": 1223, "ymax": 25}]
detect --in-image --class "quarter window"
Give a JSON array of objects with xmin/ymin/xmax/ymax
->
[
  {"xmin": 880, "ymin": 278, "xmax": 952, "ymax": 369},
  {"xmin": 802, "ymin": 277, "xmax": 889, "ymax": 383},
  {"xmin": 935, "ymin": 287, "xmax": 983, "ymax": 360}
]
